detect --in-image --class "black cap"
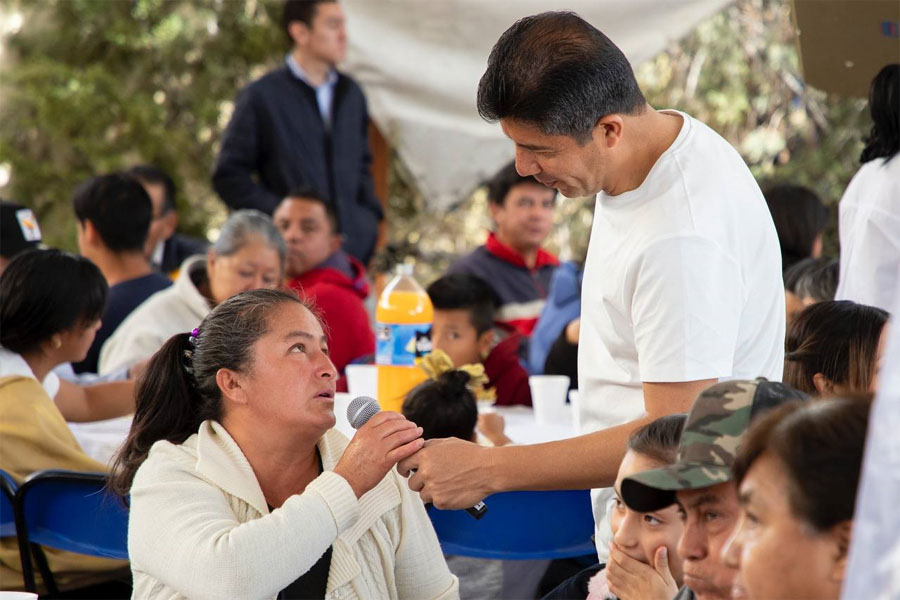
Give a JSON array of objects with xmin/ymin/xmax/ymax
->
[{"xmin": 1, "ymin": 201, "xmax": 42, "ymax": 259}]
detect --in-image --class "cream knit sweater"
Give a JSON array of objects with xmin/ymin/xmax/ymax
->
[
  {"xmin": 128, "ymin": 421, "xmax": 459, "ymax": 600},
  {"xmin": 98, "ymin": 256, "xmax": 210, "ymax": 375}
]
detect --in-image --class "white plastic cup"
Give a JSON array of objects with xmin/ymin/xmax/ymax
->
[
  {"xmin": 529, "ymin": 375, "xmax": 570, "ymax": 425},
  {"xmin": 345, "ymin": 364, "xmax": 377, "ymax": 399}
]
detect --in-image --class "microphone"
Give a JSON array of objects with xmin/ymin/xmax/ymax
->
[{"xmin": 346, "ymin": 396, "xmax": 487, "ymax": 520}]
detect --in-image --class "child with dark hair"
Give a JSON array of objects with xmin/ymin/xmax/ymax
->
[
  {"xmin": 426, "ymin": 273, "xmax": 532, "ymax": 406},
  {"xmin": 402, "ymin": 351, "xmax": 512, "ymax": 447}
]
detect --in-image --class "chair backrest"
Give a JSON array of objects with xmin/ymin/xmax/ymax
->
[
  {"xmin": 0, "ymin": 469, "xmax": 17, "ymax": 538},
  {"xmin": 18, "ymin": 470, "xmax": 128, "ymax": 560},
  {"xmin": 426, "ymin": 489, "xmax": 595, "ymax": 560}
]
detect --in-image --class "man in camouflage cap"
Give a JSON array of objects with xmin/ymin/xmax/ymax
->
[{"xmin": 619, "ymin": 378, "xmax": 806, "ymax": 600}]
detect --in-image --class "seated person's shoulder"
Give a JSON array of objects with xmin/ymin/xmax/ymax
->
[
  {"xmin": 0, "ymin": 375, "xmax": 51, "ymax": 413},
  {"xmin": 447, "ymin": 245, "xmax": 492, "ymax": 274},
  {"xmin": 132, "ymin": 437, "xmax": 201, "ymax": 488}
]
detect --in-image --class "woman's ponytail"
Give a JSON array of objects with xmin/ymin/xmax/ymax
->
[{"xmin": 109, "ymin": 333, "xmax": 219, "ymax": 496}]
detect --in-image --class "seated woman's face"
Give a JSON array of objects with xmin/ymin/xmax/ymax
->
[
  {"xmin": 728, "ymin": 452, "xmax": 846, "ymax": 600},
  {"xmin": 230, "ymin": 302, "xmax": 338, "ymax": 433},
  {"xmin": 611, "ymin": 450, "xmax": 684, "ymax": 584},
  {"xmin": 57, "ymin": 318, "xmax": 102, "ymax": 364},
  {"xmin": 207, "ymin": 239, "xmax": 282, "ymax": 305}
]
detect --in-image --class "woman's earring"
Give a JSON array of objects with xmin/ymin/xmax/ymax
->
[{"xmin": 52, "ymin": 336, "xmax": 62, "ymax": 350}]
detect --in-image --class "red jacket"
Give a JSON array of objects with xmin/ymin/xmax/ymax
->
[
  {"xmin": 483, "ymin": 332, "xmax": 532, "ymax": 407},
  {"xmin": 287, "ymin": 253, "xmax": 375, "ymax": 389}
]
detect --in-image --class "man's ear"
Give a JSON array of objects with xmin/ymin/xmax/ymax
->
[
  {"xmin": 488, "ymin": 201, "xmax": 503, "ymax": 227},
  {"xmin": 160, "ymin": 211, "xmax": 178, "ymax": 240},
  {"xmin": 828, "ymin": 520, "xmax": 853, "ymax": 583},
  {"xmin": 82, "ymin": 220, "xmax": 100, "ymax": 245},
  {"xmin": 288, "ymin": 21, "xmax": 311, "ymax": 47},
  {"xmin": 812, "ymin": 372, "xmax": 835, "ymax": 397},
  {"xmin": 328, "ymin": 232, "xmax": 342, "ymax": 254},
  {"xmin": 594, "ymin": 115, "xmax": 624, "ymax": 149},
  {"xmin": 216, "ymin": 368, "xmax": 249, "ymax": 406}
]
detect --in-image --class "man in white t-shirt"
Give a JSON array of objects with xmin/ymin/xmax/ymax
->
[{"xmin": 399, "ymin": 11, "xmax": 784, "ymax": 563}]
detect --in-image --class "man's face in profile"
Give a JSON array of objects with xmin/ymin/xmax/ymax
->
[{"xmin": 675, "ymin": 482, "xmax": 741, "ymax": 600}]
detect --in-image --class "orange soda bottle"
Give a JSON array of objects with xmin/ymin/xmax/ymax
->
[{"xmin": 375, "ymin": 264, "xmax": 433, "ymax": 412}]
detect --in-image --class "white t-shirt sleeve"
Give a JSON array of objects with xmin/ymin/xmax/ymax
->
[{"xmin": 632, "ymin": 234, "xmax": 742, "ymax": 382}]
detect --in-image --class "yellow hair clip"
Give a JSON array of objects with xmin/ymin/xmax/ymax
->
[{"xmin": 419, "ymin": 350, "xmax": 497, "ymax": 404}]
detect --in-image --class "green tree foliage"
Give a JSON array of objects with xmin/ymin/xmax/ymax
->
[
  {"xmin": 0, "ymin": 0, "xmax": 284, "ymax": 249},
  {"xmin": 1, "ymin": 0, "xmax": 871, "ymax": 265}
]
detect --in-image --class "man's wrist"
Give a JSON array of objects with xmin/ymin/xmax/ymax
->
[{"xmin": 484, "ymin": 444, "xmax": 510, "ymax": 495}]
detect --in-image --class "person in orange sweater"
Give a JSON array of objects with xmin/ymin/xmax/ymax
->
[{"xmin": 274, "ymin": 187, "xmax": 374, "ymax": 389}]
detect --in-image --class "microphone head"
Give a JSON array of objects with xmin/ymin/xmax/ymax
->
[{"xmin": 347, "ymin": 395, "xmax": 380, "ymax": 429}]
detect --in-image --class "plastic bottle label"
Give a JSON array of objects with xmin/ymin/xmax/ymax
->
[{"xmin": 375, "ymin": 323, "xmax": 432, "ymax": 366}]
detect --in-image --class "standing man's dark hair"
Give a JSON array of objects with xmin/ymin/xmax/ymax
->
[
  {"xmin": 477, "ymin": 11, "xmax": 645, "ymax": 143},
  {"xmin": 283, "ymin": 0, "xmax": 334, "ymax": 35},
  {"xmin": 860, "ymin": 63, "xmax": 899, "ymax": 164},
  {"xmin": 72, "ymin": 173, "xmax": 153, "ymax": 252}
]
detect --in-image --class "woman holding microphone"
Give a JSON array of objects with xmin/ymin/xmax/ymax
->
[{"xmin": 111, "ymin": 288, "xmax": 457, "ymax": 599}]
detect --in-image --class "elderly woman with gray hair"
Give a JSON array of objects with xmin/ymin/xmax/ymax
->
[{"xmin": 98, "ymin": 209, "xmax": 285, "ymax": 374}]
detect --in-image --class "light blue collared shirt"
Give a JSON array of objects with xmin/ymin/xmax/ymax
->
[{"xmin": 286, "ymin": 54, "xmax": 339, "ymax": 127}]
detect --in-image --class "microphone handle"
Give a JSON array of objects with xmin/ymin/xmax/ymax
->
[{"xmin": 466, "ymin": 501, "xmax": 488, "ymax": 520}]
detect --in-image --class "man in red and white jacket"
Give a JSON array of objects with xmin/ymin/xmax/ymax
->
[
  {"xmin": 448, "ymin": 161, "xmax": 558, "ymax": 336},
  {"xmin": 274, "ymin": 187, "xmax": 375, "ymax": 390}
]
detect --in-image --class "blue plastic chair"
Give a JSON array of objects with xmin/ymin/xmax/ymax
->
[
  {"xmin": 0, "ymin": 469, "xmax": 18, "ymax": 538},
  {"xmin": 17, "ymin": 469, "xmax": 129, "ymax": 593},
  {"xmin": 426, "ymin": 489, "xmax": 595, "ymax": 560}
]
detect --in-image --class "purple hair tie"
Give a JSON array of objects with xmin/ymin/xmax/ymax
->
[{"xmin": 188, "ymin": 327, "xmax": 200, "ymax": 346}]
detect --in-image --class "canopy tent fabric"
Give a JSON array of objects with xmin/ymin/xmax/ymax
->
[{"xmin": 341, "ymin": 0, "xmax": 732, "ymax": 211}]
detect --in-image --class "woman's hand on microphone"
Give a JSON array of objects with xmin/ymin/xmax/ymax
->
[{"xmin": 334, "ymin": 411, "xmax": 424, "ymax": 498}]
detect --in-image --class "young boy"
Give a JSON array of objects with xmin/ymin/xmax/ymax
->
[{"xmin": 426, "ymin": 273, "xmax": 531, "ymax": 406}]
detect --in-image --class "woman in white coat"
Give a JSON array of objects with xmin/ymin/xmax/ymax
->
[
  {"xmin": 98, "ymin": 209, "xmax": 285, "ymax": 375},
  {"xmin": 110, "ymin": 288, "xmax": 458, "ymax": 599}
]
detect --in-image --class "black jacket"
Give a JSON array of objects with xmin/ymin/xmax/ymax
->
[
  {"xmin": 212, "ymin": 66, "xmax": 383, "ymax": 263},
  {"xmin": 159, "ymin": 233, "xmax": 208, "ymax": 275}
]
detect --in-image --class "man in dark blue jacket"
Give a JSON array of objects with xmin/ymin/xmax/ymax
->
[{"xmin": 212, "ymin": 0, "xmax": 383, "ymax": 264}]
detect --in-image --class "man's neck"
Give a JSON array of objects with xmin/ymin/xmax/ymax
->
[
  {"xmin": 605, "ymin": 109, "xmax": 683, "ymax": 196},
  {"xmin": 495, "ymin": 231, "xmax": 539, "ymax": 270},
  {"xmin": 291, "ymin": 48, "xmax": 333, "ymax": 87},
  {"xmin": 90, "ymin": 249, "xmax": 154, "ymax": 287}
]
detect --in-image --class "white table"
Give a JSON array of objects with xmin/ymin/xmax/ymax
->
[
  {"xmin": 68, "ymin": 395, "xmax": 578, "ymax": 466},
  {"xmin": 334, "ymin": 393, "xmax": 578, "ymax": 444},
  {"xmin": 492, "ymin": 405, "xmax": 577, "ymax": 445},
  {"xmin": 68, "ymin": 415, "xmax": 133, "ymax": 467}
]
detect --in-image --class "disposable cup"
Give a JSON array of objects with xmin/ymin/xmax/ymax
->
[
  {"xmin": 529, "ymin": 375, "xmax": 570, "ymax": 425},
  {"xmin": 345, "ymin": 364, "xmax": 377, "ymax": 399}
]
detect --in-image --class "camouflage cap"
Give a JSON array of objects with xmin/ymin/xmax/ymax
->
[{"xmin": 620, "ymin": 378, "xmax": 807, "ymax": 513}]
